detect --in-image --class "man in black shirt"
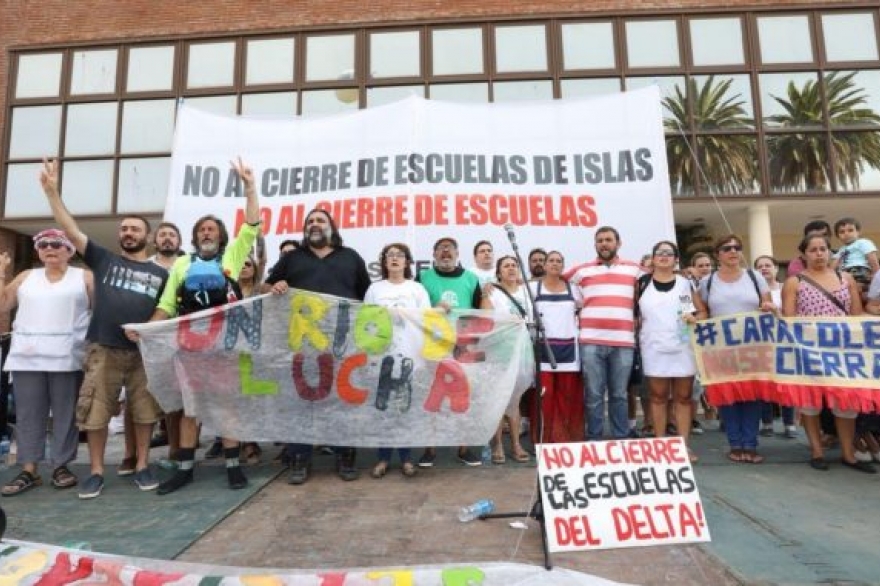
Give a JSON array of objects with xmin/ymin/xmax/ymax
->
[{"xmin": 265, "ymin": 208, "xmax": 370, "ymax": 484}]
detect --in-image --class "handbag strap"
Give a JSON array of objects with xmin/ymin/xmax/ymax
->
[
  {"xmin": 796, "ymin": 272, "xmax": 847, "ymax": 314},
  {"xmin": 491, "ymin": 283, "xmax": 527, "ymax": 319}
]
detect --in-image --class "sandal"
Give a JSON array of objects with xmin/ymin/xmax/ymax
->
[
  {"xmin": 727, "ymin": 449, "xmax": 744, "ymax": 463},
  {"xmin": 742, "ymin": 450, "xmax": 764, "ymax": 464},
  {"xmin": 401, "ymin": 462, "xmax": 417, "ymax": 477},
  {"xmin": 52, "ymin": 465, "xmax": 78, "ymax": 489},
  {"xmin": 1, "ymin": 470, "xmax": 43, "ymax": 497},
  {"xmin": 512, "ymin": 449, "xmax": 531, "ymax": 463},
  {"xmin": 242, "ymin": 443, "xmax": 262, "ymax": 465},
  {"xmin": 370, "ymin": 461, "xmax": 388, "ymax": 479},
  {"xmin": 491, "ymin": 450, "xmax": 506, "ymax": 465}
]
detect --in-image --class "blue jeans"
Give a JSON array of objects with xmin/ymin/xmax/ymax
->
[
  {"xmin": 720, "ymin": 401, "xmax": 762, "ymax": 449},
  {"xmin": 377, "ymin": 448, "xmax": 412, "ymax": 463},
  {"xmin": 581, "ymin": 344, "xmax": 634, "ymax": 440},
  {"xmin": 761, "ymin": 401, "xmax": 794, "ymax": 426}
]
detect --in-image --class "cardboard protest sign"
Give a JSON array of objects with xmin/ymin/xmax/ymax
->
[
  {"xmin": 538, "ymin": 438, "xmax": 711, "ymax": 552},
  {"xmin": 165, "ymin": 88, "xmax": 674, "ymax": 274},
  {"xmin": 693, "ymin": 311, "xmax": 880, "ymax": 411},
  {"xmin": 128, "ymin": 290, "xmax": 534, "ymax": 446}
]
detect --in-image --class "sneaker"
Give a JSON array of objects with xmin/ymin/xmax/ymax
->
[
  {"xmin": 855, "ymin": 450, "xmax": 873, "ymax": 463},
  {"xmin": 134, "ymin": 467, "xmax": 159, "ymax": 491},
  {"xmin": 760, "ymin": 425, "xmax": 774, "ymax": 437},
  {"xmin": 204, "ymin": 440, "xmax": 223, "ymax": 459},
  {"xmin": 156, "ymin": 469, "xmax": 193, "ymax": 495},
  {"xmin": 784, "ymin": 426, "xmax": 798, "ymax": 439},
  {"xmin": 458, "ymin": 448, "xmax": 482, "ymax": 467},
  {"xmin": 287, "ymin": 456, "xmax": 311, "ymax": 485},
  {"xmin": 116, "ymin": 456, "xmax": 137, "ymax": 477},
  {"xmin": 227, "ymin": 466, "xmax": 248, "ymax": 489},
  {"xmin": 336, "ymin": 449, "xmax": 359, "ymax": 481},
  {"xmin": 627, "ymin": 427, "xmax": 641, "ymax": 439},
  {"xmin": 417, "ymin": 450, "xmax": 436, "ymax": 468},
  {"xmin": 691, "ymin": 420, "xmax": 704, "ymax": 435},
  {"xmin": 78, "ymin": 474, "xmax": 105, "ymax": 500}
]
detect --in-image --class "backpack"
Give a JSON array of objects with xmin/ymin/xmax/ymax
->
[{"xmin": 177, "ymin": 254, "xmax": 242, "ymax": 315}]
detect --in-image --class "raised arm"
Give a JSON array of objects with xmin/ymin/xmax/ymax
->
[
  {"xmin": 39, "ymin": 159, "xmax": 88, "ymax": 255},
  {"xmin": 230, "ymin": 157, "xmax": 260, "ymax": 225}
]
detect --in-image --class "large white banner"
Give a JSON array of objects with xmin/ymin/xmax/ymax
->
[
  {"xmin": 128, "ymin": 291, "xmax": 534, "ymax": 446},
  {"xmin": 165, "ymin": 89, "xmax": 674, "ymax": 275}
]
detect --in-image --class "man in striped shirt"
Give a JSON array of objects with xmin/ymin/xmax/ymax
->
[{"xmin": 563, "ymin": 226, "xmax": 640, "ymax": 441}]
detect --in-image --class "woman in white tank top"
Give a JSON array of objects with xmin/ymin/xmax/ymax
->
[{"xmin": 0, "ymin": 229, "xmax": 94, "ymax": 496}]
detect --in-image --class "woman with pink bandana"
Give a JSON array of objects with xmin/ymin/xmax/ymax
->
[{"xmin": 0, "ymin": 229, "xmax": 94, "ymax": 496}]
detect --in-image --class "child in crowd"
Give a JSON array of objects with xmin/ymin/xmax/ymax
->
[{"xmin": 832, "ymin": 217, "xmax": 879, "ymax": 296}]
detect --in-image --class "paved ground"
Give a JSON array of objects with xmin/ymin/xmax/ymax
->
[{"xmin": 3, "ymin": 419, "xmax": 880, "ymax": 585}]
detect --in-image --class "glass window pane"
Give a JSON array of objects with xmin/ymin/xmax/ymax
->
[
  {"xmin": 118, "ymin": 158, "xmax": 171, "ymax": 212},
  {"xmin": 367, "ymin": 85, "xmax": 424, "ymax": 107},
  {"xmin": 300, "ymin": 89, "xmax": 359, "ymax": 117},
  {"xmin": 695, "ymin": 135, "xmax": 759, "ymax": 195},
  {"xmin": 70, "ymin": 49, "xmax": 118, "ymax": 95},
  {"xmin": 4, "ymin": 163, "xmax": 51, "ymax": 218},
  {"xmin": 760, "ymin": 72, "xmax": 821, "ymax": 128},
  {"xmin": 766, "ymin": 133, "xmax": 829, "ymax": 192},
  {"xmin": 121, "ymin": 99, "xmax": 176, "ymax": 153},
  {"xmin": 305, "ymin": 35, "xmax": 355, "ymax": 82},
  {"xmin": 689, "ymin": 18, "xmax": 745, "ymax": 66},
  {"xmin": 127, "ymin": 46, "xmax": 175, "ymax": 92},
  {"xmin": 9, "ymin": 106, "xmax": 61, "ymax": 159},
  {"xmin": 429, "ymin": 83, "xmax": 489, "ymax": 103},
  {"xmin": 242, "ymin": 92, "xmax": 297, "ymax": 116},
  {"xmin": 186, "ymin": 95, "xmax": 237, "ymax": 116},
  {"xmin": 16, "ymin": 53, "xmax": 63, "ymax": 99},
  {"xmin": 65, "ymin": 103, "xmax": 118, "ymax": 156},
  {"xmin": 823, "ymin": 13, "xmax": 879, "ymax": 62},
  {"xmin": 833, "ymin": 131, "xmax": 880, "ymax": 191},
  {"xmin": 370, "ymin": 31, "xmax": 420, "ymax": 79},
  {"xmin": 757, "ymin": 15, "xmax": 813, "ymax": 64},
  {"xmin": 187, "ymin": 41, "xmax": 235, "ymax": 88},
  {"xmin": 626, "ymin": 76, "xmax": 686, "ymax": 121},
  {"xmin": 561, "ymin": 78, "xmax": 621, "ymax": 98},
  {"xmin": 492, "ymin": 80, "xmax": 553, "ymax": 103},
  {"xmin": 246, "ymin": 38, "xmax": 295, "ymax": 85},
  {"xmin": 561, "ymin": 23, "xmax": 615, "ymax": 70},
  {"xmin": 826, "ymin": 71, "xmax": 880, "ymax": 128},
  {"xmin": 62, "ymin": 160, "xmax": 114, "ymax": 214},
  {"xmin": 495, "ymin": 25, "xmax": 547, "ymax": 73},
  {"xmin": 432, "ymin": 28, "xmax": 484, "ymax": 76},
  {"xmin": 626, "ymin": 20, "xmax": 680, "ymax": 68},
  {"xmin": 691, "ymin": 75, "xmax": 754, "ymax": 129},
  {"xmin": 666, "ymin": 136, "xmax": 695, "ymax": 197}
]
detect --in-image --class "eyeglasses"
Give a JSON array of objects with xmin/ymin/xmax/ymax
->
[
  {"xmin": 37, "ymin": 241, "xmax": 65, "ymax": 250},
  {"xmin": 386, "ymin": 252, "xmax": 407, "ymax": 259},
  {"xmin": 719, "ymin": 245, "xmax": 742, "ymax": 253},
  {"xmin": 435, "ymin": 245, "xmax": 455, "ymax": 253},
  {"xmin": 243, "ymin": 262, "xmax": 254, "ymax": 267},
  {"xmin": 654, "ymin": 250, "xmax": 676, "ymax": 257}
]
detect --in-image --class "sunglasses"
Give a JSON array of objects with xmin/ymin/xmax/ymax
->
[
  {"xmin": 37, "ymin": 241, "xmax": 66, "ymax": 250},
  {"xmin": 243, "ymin": 262, "xmax": 254, "ymax": 267},
  {"xmin": 719, "ymin": 245, "xmax": 742, "ymax": 253}
]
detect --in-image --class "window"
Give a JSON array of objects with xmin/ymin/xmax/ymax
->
[
  {"xmin": 15, "ymin": 53, "xmax": 63, "ymax": 99},
  {"xmin": 626, "ymin": 20, "xmax": 680, "ymax": 68},
  {"xmin": 118, "ymin": 158, "xmax": 172, "ymax": 212},
  {"xmin": 822, "ymin": 13, "xmax": 879, "ymax": 63},
  {"xmin": 187, "ymin": 41, "xmax": 236, "ymax": 88},
  {"xmin": 689, "ymin": 18, "xmax": 745, "ymax": 67},
  {"xmin": 429, "ymin": 83, "xmax": 489, "ymax": 103},
  {"xmin": 65, "ymin": 103, "xmax": 118, "ymax": 156},
  {"xmin": 493, "ymin": 80, "xmax": 553, "ymax": 102},
  {"xmin": 121, "ymin": 100, "xmax": 176, "ymax": 153},
  {"xmin": 560, "ymin": 78, "xmax": 621, "ymax": 98},
  {"xmin": 494, "ymin": 25, "xmax": 548, "ymax": 73},
  {"xmin": 9, "ymin": 106, "xmax": 61, "ymax": 158},
  {"xmin": 305, "ymin": 34, "xmax": 356, "ymax": 82},
  {"xmin": 561, "ymin": 22, "xmax": 615, "ymax": 70},
  {"xmin": 432, "ymin": 28, "xmax": 484, "ymax": 76},
  {"xmin": 246, "ymin": 38, "xmax": 295, "ymax": 85},
  {"xmin": 757, "ymin": 15, "xmax": 813, "ymax": 64},
  {"xmin": 370, "ymin": 31, "xmax": 421, "ymax": 79},
  {"xmin": 127, "ymin": 46, "xmax": 175, "ymax": 93},
  {"xmin": 70, "ymin": 49, "xmax": 118, "ymax": 95}
]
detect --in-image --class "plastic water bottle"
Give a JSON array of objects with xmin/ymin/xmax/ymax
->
[
  {"xmin": 458, "ymin": 498, "xmax": 495, "ymax": 522},
  {"xmin": 677, "ymin": 309, "xmax": 691, "ymax": 343},
  {"xmin": 481, "ymin": 444, "xmax": 492, "ymax": 466},
  {"xmin": 0, "ymin": 440, "xmax": 9, "ymax": 471}
]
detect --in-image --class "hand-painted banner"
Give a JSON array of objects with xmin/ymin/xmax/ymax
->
[
  {"xmin": 127, "ymin": 290, "xmax": 534, "ymax": 446},
  {"xmin": 165, "ymin": 89, "xmax": 674, "ymax": 277},
  {"xmin": 0, "ymin": 539, "xmax": 629, "ymax": 585},
  {"xmin": 693, "ymin": 311, "xmax": 880, "ymax": 411},
  {"xmin": 538, "ymin": 438, "xmax": 710, "ymax": 552}
]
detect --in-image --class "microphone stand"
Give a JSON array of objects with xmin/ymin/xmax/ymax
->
[{"xmin": 480, "ymin": 226, "xmax": 555, "ymax": 571}]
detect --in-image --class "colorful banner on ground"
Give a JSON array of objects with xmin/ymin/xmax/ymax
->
[
  {"xmin": 693, "ymin": 311, "xmax": 880, "ymax": 411},
  {"xmin": 164, "ymin": 89, "xmax": 674, "ymax": 276},
  {"xmin": 0, "ymin": 540, "xmax": 630, "ymax": 585},
  {"xmin": 538, "ymin": 438, "xmax": 710, "ymax": 552},
  {"xmin": 127, "ymin": 290, "xmax": 534, "ymax": 446}
]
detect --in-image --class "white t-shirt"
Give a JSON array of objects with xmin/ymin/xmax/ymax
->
[
  {"xmin": 470, "ymin": 266, "xmax": 496, "ymax": 286},
  {"xmin": 363, "ymin": 279, "xmax": 431, "ymax": 309}
]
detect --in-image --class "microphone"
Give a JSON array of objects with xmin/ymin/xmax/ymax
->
[{"xmin": 503, "ymin": 223, "xmax": 517, "ymax": 246}]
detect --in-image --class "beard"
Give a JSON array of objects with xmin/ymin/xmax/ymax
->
[
  {"xmin": 198, "ymin": 240, "xmax": 220, "ymax": 258},
  {"xmin": 530, "ymin": 265, "xmax": 546, "ymax": 278},
  {"xmin": 120, "ymin": 237, "xmax": 147, "ymax": 254},
  {"xmin": 156, "ymin": 240, "xmax": 179, "ymax": 257},
  {"xmin": 597, "ymin": 248, "xmax": 617, "ymax": 262},
  {"xmin": 307, "ymin": 227, "xmax": 332, "ymax": 249}
]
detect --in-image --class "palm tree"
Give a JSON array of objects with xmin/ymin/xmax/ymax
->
[
  {"xmin": 766, "ymin": 71, "xmax": 880, "ymax": 192},
  {"xmin": 664, "ymin": 76, "xmax": 757, "ymax": 196}
]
